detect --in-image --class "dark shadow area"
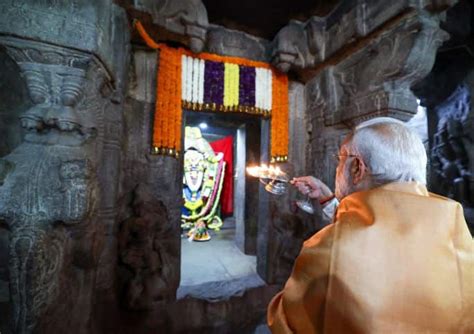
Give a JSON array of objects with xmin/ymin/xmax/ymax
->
[
  {"xmin": 0, "ymin": 49, "xmax": 30, "ymax": 158},
  {"xmin": 0, "ymin": 221, "xmax": 11, "ymax": 334},
  {"xmin": 412, "ymin": 0, "xmax": 474, "ymax": 233}
]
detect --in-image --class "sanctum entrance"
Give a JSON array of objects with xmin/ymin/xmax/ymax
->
[{"xmin": 178, "ymin": 111, "xmax": 267, "ymax": 299}]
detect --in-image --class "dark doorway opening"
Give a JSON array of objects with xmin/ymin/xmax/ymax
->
[{"xmin": 178, "ymin": 110, "xmax": 266, "ymax": 299}]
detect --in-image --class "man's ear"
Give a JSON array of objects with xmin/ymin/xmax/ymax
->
[{"xmin": 351, "ymin": 157, "xmax": 367, "ymax": 185}]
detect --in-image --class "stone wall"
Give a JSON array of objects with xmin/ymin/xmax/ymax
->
[{"xmin": 413, "ymin": 0, "xmax": 474, "ymax": 232}]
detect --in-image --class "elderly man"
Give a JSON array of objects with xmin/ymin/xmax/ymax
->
[{"xmin": 267, "ymin": 118, "xmax": 474, "ymax": 333}]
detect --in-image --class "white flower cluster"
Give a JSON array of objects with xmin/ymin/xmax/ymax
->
[
  {"xmin": 181, "ymin": 54, "xmax": 274, "ymax": 113},
  {"xmin": 182, "ymin": 55, "xmax": 205, "ymax": 104},
  {"xmin": 256, "ymin": 68, "xmax": 273, "ymax": 111}
]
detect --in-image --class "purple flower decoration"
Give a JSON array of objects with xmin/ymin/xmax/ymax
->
[
  {"xmin": 204, "ymin": 60, "xmax": 225, "ymax": 105},
  {"xmin": 239, "ymin": 65, "xmax": 256, "ymax": 107}
]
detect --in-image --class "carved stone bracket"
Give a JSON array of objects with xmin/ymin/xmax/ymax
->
[
  {"xmin": 270, "ymin": 20, "xmax": 318, "ymax": 73},
  {"xmin": 134, "ymin": 0, "xmax": 209, "ymax": 53},
  {"xmin": 0, "ymin": 36, "xmax": 113, "ymax": 147},
  {"xmin": 271, "ymin": 0, "xmax": 456, "ymax": 78},
  {"xmin": 0, "ymin": 0, "xmax": 129, "ymax": 84},
  {"xmin": 327, "ymin": 13, "xmax": 448, "ymax": 126},
  {"xmin": 301, "ymin": 8, "xmax": 449, "ymax": 127}
]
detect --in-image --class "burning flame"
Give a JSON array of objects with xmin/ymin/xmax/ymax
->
[
  {"xmin": 246, "ymin": 164, "xmax": 286, "ymax": 179},
  {"xmin": 246, "ymin": 166, "xmax": 261, "ymax": 177}
]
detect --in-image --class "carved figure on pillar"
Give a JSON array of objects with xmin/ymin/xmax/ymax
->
[
  {"xmin": 118, "ymin": 184, "xmax": 176, "ymax": 310},
  {"xmin": 431, "ymin": 85, "xmax": 474, "ymax": 208},
  {"xmin": 0, "ymin": 38, "xmax": 115, "ymax": 333}
]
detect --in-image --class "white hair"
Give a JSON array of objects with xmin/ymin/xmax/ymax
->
[{"xmin": 344, "ymin": 117, "xmax": 427, "ymax": 185}]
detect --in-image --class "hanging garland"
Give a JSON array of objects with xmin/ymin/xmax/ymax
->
[
  {"xmin": 271, "ymin": 71, "xmax": 289, "ymax": 163},
  {"xmin": 134, "ymin": 20, "xmax": 289, "ymax": 162}
]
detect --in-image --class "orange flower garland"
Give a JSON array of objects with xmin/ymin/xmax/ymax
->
[
  {"xmin": 271, "ymin": 71, "xmax": 289, "ymax": 163},
  {"xmin": 135, "ymin": 20, "xmax": 183, "ymax": 156},
  {"xmin": 134, "ymin": 20, "xmax": 289, "ymax": 162},
  {"xmin": 153, "ymin": 44, "xmax": 183, "ymax": 156}
]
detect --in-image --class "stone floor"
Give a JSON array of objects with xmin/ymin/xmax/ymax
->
[{"xmin": 178, "ymin": 224, "xmax": 263, "ymax": 300}]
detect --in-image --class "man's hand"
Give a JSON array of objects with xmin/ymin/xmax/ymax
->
[{"xmin": 291, "ymin": 176, "xmax": 334, "ymax": 203}]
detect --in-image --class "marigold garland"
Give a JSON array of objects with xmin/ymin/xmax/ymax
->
[
  {"xmin": 152, "ymin": 44, "xmax": 183, "ymax": 157},
  {"xmin": 271, "ymin": 72, "xmax": 289, "ymax": 163},
  {"xmin": 134, "ymin": 20, "xmax": 289, "ymax": 162}
]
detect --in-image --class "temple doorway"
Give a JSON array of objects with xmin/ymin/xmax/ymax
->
[{"xmin": 178, "ymin": 111, "xmax": 265, "ymax": 298}]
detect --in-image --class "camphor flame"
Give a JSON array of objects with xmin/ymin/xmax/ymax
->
[
  {"xmin": 246, "ymin": 166, "xmax": 262, "ymax": 177},
  {"xmin": 246, "ymin": 164, "xmax": 287, "ymax": 180}
]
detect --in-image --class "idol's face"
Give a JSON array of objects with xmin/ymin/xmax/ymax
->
[{"xmin": 184, "ymin": 149, "xmax": 206, "ymax": 192}]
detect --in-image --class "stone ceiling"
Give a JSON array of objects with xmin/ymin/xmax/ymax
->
[{"xmin": 201, "ymin": 0, "xmax": 341, "ymax": 40}]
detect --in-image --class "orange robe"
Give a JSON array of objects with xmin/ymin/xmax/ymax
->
[{"xmin": 268, "ymin": 182, "xmax": 474, "ymax": 333}]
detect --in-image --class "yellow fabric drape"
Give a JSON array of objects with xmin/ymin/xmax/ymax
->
[{"xmin": 268, "ymin": 182, "xmax": 474, "ymax": 333}]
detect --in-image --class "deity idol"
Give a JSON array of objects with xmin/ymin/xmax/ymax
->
[{"xmin": 182, "ymin": 126, "xmax": 226, "ymax": 241}]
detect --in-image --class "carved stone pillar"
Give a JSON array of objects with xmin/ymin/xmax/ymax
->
[
  {"xmin": 411, "ymin": 0, "xmax": 474, "ymax": 232},
  {"xmin": 0, "ymin": 38, "xmax": 107, "ymax": 334},
  {"xmin": 307, "ymin": 11, "xmax": 449, "ymax": 188},
  {"xmin": 258, "ymin": 1, "xmax": 457, "ymax": 286},
  {"xmin": 0, "ymin": 1, "xmax": 129, "ymax": 332},
  {"xmin": 118, "ymin": 48, "xmax": 182, "ymax": 312}
]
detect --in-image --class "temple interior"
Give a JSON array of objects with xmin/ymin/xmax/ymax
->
[
  {"xmin": 0, "ymin": 0, "xmax": 473, "ymax": 333},
  {"xmin": 179, "ymin": 112, "xmax": 261, "ymax": 297}
]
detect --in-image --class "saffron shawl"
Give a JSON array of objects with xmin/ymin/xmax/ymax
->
[{"xmin": 268, "ymin": 182, "xmax": 474, "ymax": 333}]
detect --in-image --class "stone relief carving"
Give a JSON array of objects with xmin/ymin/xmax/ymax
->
[
  {"xmin": 0, "ymin": 0, "xmax": 128, "ymax": 77},
  {"xmin": 0, "ymin": 39, "xmax": 112, "ymax": 147},
  {"xmin": 135, "ymin": 0, "xmax": 209, "ymax": 53},
  {"xmin": 118, "ymin": 184, "xmax": 178, "ymax": 310},
  {"xmin": 59, "ymin": 159, "xmax": 94, "ymax": 222},
  {"xmin": 19, "ymin": 63, "xmax": 87, "ymax": 134},
  {"xmin": 0, "ymin": 37, "xmax": 114, "ymax": 333},
  {"xmin": 271, "ymin": 20, "xmax": 318, "ymax": 73},
  {"xmin": 328, "ymin": 13, "xmax": 448, "ymax": 126},
  {"xmin": 431, "ymin": 84, "xmax": 474, "ymax": 206},
  {"xmin": 0, "ymin": 1, "xmax": 129, "ymax": 332},
  {"xmin": 0, "ymin": 129, "xmax": 99, "ymax": 334},
  {"xmin": 270, "ymin": 0, "xmax": 454, "ymax": 77},
  {"xmin": 206, "ymin": 27, "xmax": 269, "ymax": 61},
  {"xmin": 422, "ymin": 0, "xmax": 459, "ymax": 12},
  {"xmin": 9, "ymin": 224, "xmax": 66, "ymax": 333}
]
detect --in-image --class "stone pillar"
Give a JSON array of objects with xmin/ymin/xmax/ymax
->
[
  {"xmin": 116, "ymin": 48, "xmax": 181, "ymax": 316},
  {"xmin": 0, "ymin": 1, "xmax": 129, "ymax": 333},
  {"xmin": 270, "ymin": 5, "xmax": 449, "ymax": 188},
  {"xmin": 309, "ymin": 12, "xmax": 449, "ymax": 187},
  {"xmin": 265, "ymin": 0, "xmax": 456, "ymax": 284}
]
